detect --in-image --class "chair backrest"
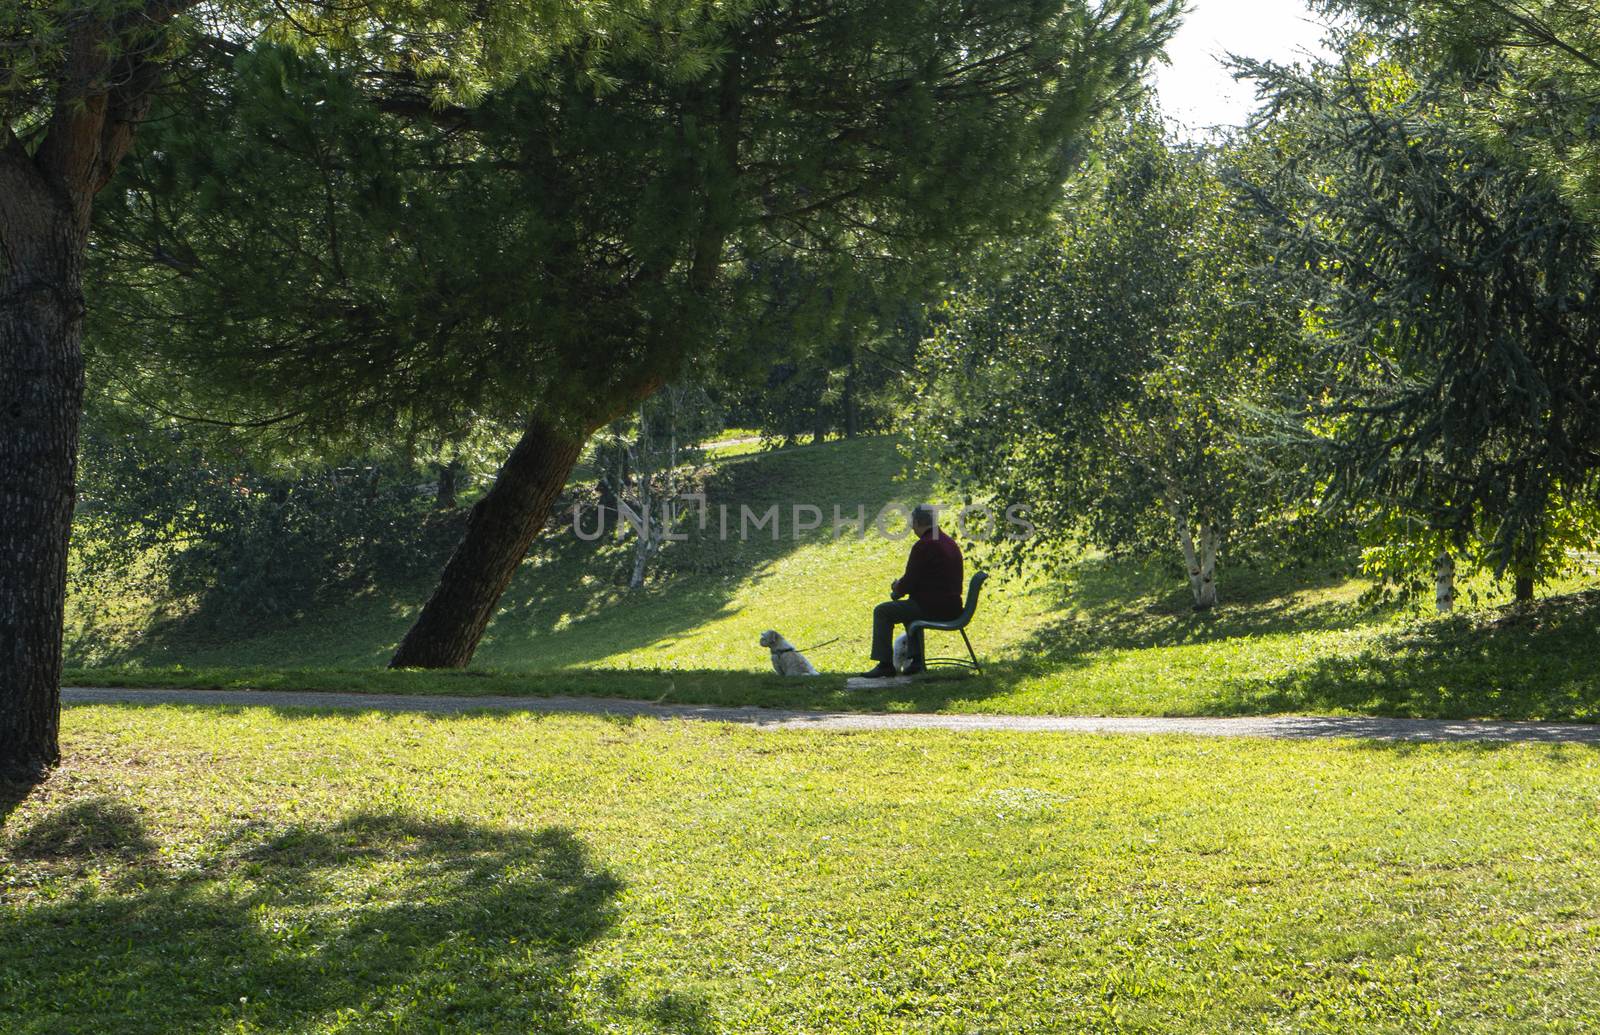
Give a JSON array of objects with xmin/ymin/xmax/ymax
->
[{"xmin": 958, "ymin": 571, "xmax": 988, "ymax": 623}]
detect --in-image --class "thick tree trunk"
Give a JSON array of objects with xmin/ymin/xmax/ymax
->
[
  {"xmin": 1434, "ymin": 551, "xmax": 1456, "ymax": 613},
  {"xmin": 0, "ymin": 213, "xmax": 84, "ymax": 781},
  {"xmin": 0, "ymin": 2, "xmax": 183, "ymax": 781},
  {"xmin": 389, "ymin": 416, "xmax": 588, "ymax": 668}
]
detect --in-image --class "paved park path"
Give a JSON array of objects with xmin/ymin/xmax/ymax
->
[{"xmin": 62, "ymin": 687, "xmax": 1600, "ymax": 744}]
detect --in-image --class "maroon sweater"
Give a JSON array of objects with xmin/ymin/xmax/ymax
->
[{"xmin": 896, "ymin": 529, "xmax": 964, "ymax": 619}]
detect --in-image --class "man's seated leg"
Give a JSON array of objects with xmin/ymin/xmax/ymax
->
[
  {"xmin": 860, "ymin": 599, "xmax": 924, "ymax": 679},
  {"xmin": 901, "ymin": 624, "xmax": 928, "ymax": 676}
]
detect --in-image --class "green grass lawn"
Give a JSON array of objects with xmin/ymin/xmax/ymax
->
[
  {"xmin": 4, "ymin": 704, "xmax": 1599, "ymax": 1033},
  {"xmin": 64, "ymin": 435, "xmax": 1600, "ymax": 720}
]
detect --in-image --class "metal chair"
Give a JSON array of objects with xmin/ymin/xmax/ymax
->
[{"xmin": 909, "ymin": 572, "xmax": 988, "ymax": 674}]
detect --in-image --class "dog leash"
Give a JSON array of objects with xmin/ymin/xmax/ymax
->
[{"xmin": 779, "ymin": 636, "xmax": 840, "ymax": 654}]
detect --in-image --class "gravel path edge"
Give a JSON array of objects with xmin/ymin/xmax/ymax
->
[{"xmin": 61, "ymin": 687, "xmax": 1600, "ymax": 743}]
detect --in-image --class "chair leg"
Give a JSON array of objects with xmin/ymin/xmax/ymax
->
[{"xmin": 960, "ymin": 629, "xmax": 980, "ymax": 674}]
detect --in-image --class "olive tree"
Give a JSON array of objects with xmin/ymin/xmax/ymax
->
[{"xmin": 913, "ymin": 116, "xmax": 1305, "ymax": 609}]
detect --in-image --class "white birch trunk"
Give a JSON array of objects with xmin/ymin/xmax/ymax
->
[
  {"xmin": 1434, "ymin": 551, "xmax": 1456, "ymax": 613},
  {"xmin": 660, "ymin": 396, "xmax": 680, "ymax": 547},
  {"xmin": 1163, "ymin": 482, "xmax": 1220, "ymax": 610},
  {"xmin": 665, "ymin": 393, "xmax": 678, "ymax": 522},
  {"xmin": 1164, "ymin": 496, "xmax": 1206, "ymax": 608},
  {"xmin": 1196, "ymin": 521, "xmax": 1218, "ymax": 610},
  {"xmin": 630, "ymin": 392, "xmax": 687, "ymax": 589},
  {"xmin": 629, "ymin": 403, "xmax": 655, "ymax": 589}
]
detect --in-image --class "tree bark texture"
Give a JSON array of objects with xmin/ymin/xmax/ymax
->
[
  {"xmin": 0, "ymin": 199, "xmax": 83, "ymax": 781},
  {"xmin": 435, "ymin": 459, "xmax": 461, "ymax": 509},
  {"xmin": 1514, "ymin": 569, "xmax": 1535, "ymax": 603},
  {"xmin": 1434, "ymin": 551, "xmax": 1456, "ymax": 613},
  {"xmin": 0, "ymin": 1, "xmax": 186, "ymax": 780},
  {"xmin": 389, "ymin": 416, "xmax": 590, "ymax": 668},
  {"xmin": 629, "ymin": 402, "xmax": 656, "ymax": 590},
  {"xmin": 1197, "ymin": 523, "xmax": 1219, "ymax": 610},
  {"xmin": 1166, "ymin": 495, "xmax": 1218, "ymax": 611}
]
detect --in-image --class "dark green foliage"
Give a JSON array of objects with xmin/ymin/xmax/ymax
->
[
  {"xmin": 91, "ymin": 1, "xmax": 1185, "ymax": 442},
  {"xmin": 86, "ymin": 0, "xmax": 1186, "ymax": 669},
  {"xmin": 74, "ymin": 428, "xmax": 458, "ymax": 622},
  {"xmin": 91, "ymin": 41, "xmax": 637, "ymax": 436},
  {"xmin": 911, "ymin": 114, "xmax": 1314, "ymax": 596},
  {"xmin": 1313, "ymin": 0, "xmax": 1600, "ymax": 223},
  {"xmin": 1237, "ymin": 49, "xmax": 1600, "ymax": 588},
  {"xmin": 718, "ymin": 259, "xmax": 926, "ymax": 443}
]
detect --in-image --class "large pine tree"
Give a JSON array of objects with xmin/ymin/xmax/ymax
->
[
  {"xmin": 0, "ymin": 0, "xmax": 776, "ymax": 779},
  {"xmin": 89, "ymin": 1, "xmax": 1184, "ymax": 673}
]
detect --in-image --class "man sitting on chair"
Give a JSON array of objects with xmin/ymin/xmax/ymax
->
[{"xmin": 859, "ymin": 504, "xmax": 963, "ymax": 679}]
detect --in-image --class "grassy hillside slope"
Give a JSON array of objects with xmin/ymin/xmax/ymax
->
[{"xmin": 64, "ymin": 436, "xmax": 1600, "ymax": 720}]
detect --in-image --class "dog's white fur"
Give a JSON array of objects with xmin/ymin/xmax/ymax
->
[
  {"xmin": 893, "ymin": 634, "xmax": 911, "ymax": 674},
  {"xmin": 760, "ymin": 630, "xmax": 820, "ymax": 676}
]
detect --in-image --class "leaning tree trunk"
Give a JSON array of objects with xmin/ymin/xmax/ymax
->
[
  {"xmin": 0, "ymin": 187, "xmax": 86, "ymax": 781},
  {"xmin": 389, "ymin": 416, "xmax": 590, "ymax": 668}
]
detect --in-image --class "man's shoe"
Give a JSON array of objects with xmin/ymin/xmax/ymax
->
[
  {"xmin": 901, "ymin": 660, "xmax": 926, "ymax": 677},
  {"xmin": 856, "ymin": 663, "xmax": 897, "ymax": 679}
]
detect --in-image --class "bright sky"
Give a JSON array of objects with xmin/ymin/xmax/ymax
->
[{"xmin": 1152, "ymin": 0, "xmax": 1337, "ymax": 135}]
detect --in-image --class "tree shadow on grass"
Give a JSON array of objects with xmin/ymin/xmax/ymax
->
[
  {"xmin": 471, "ymin": 552, "xmax": 1386, "ymax": 712},
  {"xmin": 1206, "ymin": 590, "xmax": 1600, "ymax": 721},
  {"xmin": 473, "ymin": 438, "xmax": 935, "ymax": 668},
  {"xmin": 8, "ymin": 795, "xmax": 155, "ymax": 860},
  {"xmin": 1340, "ymin": 740, "xmax": 1598, "ymax": 763},
  {"xmin": 53, "ymin": 548, "xmax": 1392, "ymax": 718},
  {"xmin": 0, "ymin": 779, "xmax": 37, "ymax": 832},
  {"xmin": 1, "ymin": 808, "xmax": 709, "ymax": 1035},
  {"xmin": 1005, "ymin": 552, "xmax": 1381, "ymax": 665}
]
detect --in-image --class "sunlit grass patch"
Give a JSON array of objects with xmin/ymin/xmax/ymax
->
[
  {"xmin": 64, "ymin": 436, "xmax": 1600, "ymax": 721},
  {"xmin": 4, "ymin": 706, "xmax": 1599, "ymax": 1032}
]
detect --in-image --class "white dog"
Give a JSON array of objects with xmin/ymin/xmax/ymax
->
[
  {"xmin": 893, "ymin": 633, "xmax": 911, "ymax": 675},
  {"xmin": 760, "ymin": 630, "xmax": 820, "ymax": 676}
]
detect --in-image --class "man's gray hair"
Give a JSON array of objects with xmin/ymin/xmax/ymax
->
[{"xmin": 910, "ymin": 504, "xmax": 939, "ymax": 530}]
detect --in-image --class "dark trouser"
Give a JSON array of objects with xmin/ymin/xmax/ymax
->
[{"xmin": 871, "ymin": 599, "xmax": 927, "ymax": 665}]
